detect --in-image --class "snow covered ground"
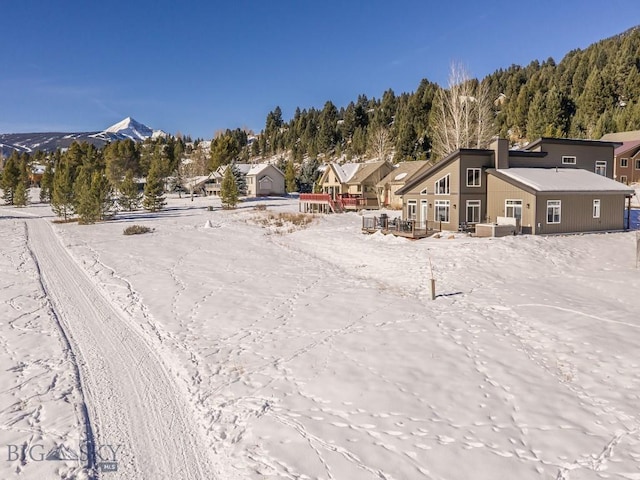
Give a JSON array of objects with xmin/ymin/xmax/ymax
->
[{"xmin": 2, "ymin": 194, "xmax": 640, "ymax": 479}]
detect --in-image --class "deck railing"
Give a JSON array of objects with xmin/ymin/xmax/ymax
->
[
  {"xmin": 362, "ymin": 216, "xmax": 442, "ymax": 238},
  {"xmin": 299, "ymin": 193, "xmax": 332, "ymax": 202}
]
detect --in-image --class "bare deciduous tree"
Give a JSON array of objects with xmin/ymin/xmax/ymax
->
[
  {"xmin": 180, "ymin": 145, "xmax": 209, "ymax": 201},
  {"xmin": 431, "ymin": 62, "xmax": 495, "ymax": 160},
  {"xmin": 369, "ymin": 126, "xmax": 392, "ymax": 162}
]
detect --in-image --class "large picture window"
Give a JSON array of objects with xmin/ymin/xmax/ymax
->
[
  {"xmin": 505, "ymin": 199, "xmax": 522, "ymax": 220},
  {"xmin": 434, "ymin": 200, "xmax": 450, "ymax": 223},
  {"xmin": 466, "ymin": 168, "xmax": 481, "ymax": 187},
  {"xmin": 466, "ymin": 200, "xmax": 481, "ymax": 223},
  {"xmin": 547, "ymin": 200, "xmax": 561, "ymax": 224},
  {"xmin": 434, "ymin": 174, "xmax": 450, "ymax": 195}
]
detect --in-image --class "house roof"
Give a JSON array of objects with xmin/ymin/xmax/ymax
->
[
  {"xmin": 601, "ymin": 130, "xmax": 640, "ymax": 142},
  {"xmin": 181, "ymin": 175, "xmax": 211, "ymax": 188},
  {"xmin": 376, "ymin": 160, "xmax": 431, "ymax": 187},
  {"xmin": 332, "ymin": 163, "xmax": 361, "ymax": 183},
  {"xmin": 347, "ymin": 160, "xmax": 391, "ymax": 184},
  {"xmin": 523, "ymin": 137, "xmax": 621, "ymax": 150},
  {"xmin": 614, "ymin": 140, "xmax": 640, "ymax": 157},
  {"xmin": 488, "ymin": 168, "xmax": 634, "ymax": 194},
  {"xmin": 246, "ymin": 163, "xmax": 284, "ymax": 176}
]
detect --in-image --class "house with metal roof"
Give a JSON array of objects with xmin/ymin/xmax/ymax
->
[{"xmin": 391, "ymin": 138, "xmax": 633, "ymax": 236}]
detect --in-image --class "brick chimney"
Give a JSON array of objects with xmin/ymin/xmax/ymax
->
[{"xmin": 491, "ymin": 138, "xmax": 509, "ymax": 169}]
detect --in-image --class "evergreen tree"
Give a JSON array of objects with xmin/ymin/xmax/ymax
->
[
  {"xmin": 285, "ymin": 160, "xmax": 297, "ymax": 193},
  {"xmin": 51, "ymin": 160, "xmax": 75, "ymax": 221},
  {"xmin": 230, "ymin": 162, "xmax": 246, "ymax": 195},
  {"xmin": 93, "ymin": 171, "xmax": 114, "ymax": 220},
  {"xmin": 14, "ymin": 165, "xmax": 30, "ymax": 207},
  {"xmin": 14, "ymin": 162, "xmax": 30, "ymax": 207},
  {"xmin": 298, "ymin": 157, "xmax": 320, "ymax": 193},
  {"xmin": 143, "ymin": 157, "xmax": 166, "ymax": 212},
  {"xmin": 40, "ymin": 161, "xmax": 54, "ymax": 203},
  {"xmin": 318, "ymin": 101, "xmax": 339, "ymax": 153},
  {"xmin": 74, "ymin": 166, "xmax": 100, "ymax": 224},
  {"xmin": 119, "ymin": 170, "xmax": 142, "ymax": 211},
  {"xmin": 220, "ymin": 165, "xmax": 239, "ymax": 209},
  {"xmin": 1, "ymin": 154, "xmax": 20, "ymax": 205}
]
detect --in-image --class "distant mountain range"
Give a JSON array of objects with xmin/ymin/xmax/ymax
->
[{"xmin": 0, "ymin": 117, "xmax": 166, "ymax": 157}]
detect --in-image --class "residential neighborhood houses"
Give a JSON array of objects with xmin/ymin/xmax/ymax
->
[
  {"xmin": 301, "ymin": 137, "xmax": 636, "ymax": 237},
  {"xmin": 16, "ymin": 132, "xmax": 638, "ymax": 238}
]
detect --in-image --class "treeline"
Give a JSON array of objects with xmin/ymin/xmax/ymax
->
[
  {"xmin": 221, "ymin": 26, "xmax": 640, "ymax": 163},
  {"xmin": 0, "ymin": 137, "xmax": 188, "ymax": 221}
]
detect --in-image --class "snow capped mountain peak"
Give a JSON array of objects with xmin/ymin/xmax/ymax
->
[
  {"xmin": 104, "ymin": 117, "xmax": 154, "ymax": 140},
  {"xmin": 0, "ymin": 117, "xmax": 168, "ymax": 155}
]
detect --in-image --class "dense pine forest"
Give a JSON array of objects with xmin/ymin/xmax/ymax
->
[{"xmin": 231, "ymin": 25, "xmax": 640, "ymax": 163}]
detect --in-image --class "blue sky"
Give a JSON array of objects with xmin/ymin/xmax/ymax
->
[{"xmin": 2, "ymin": 1, "xmax": 639, "ymax": 139}]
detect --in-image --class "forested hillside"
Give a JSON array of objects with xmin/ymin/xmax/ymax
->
[{"xmin": 231, "ymin": 25, "xmax": 640, "ymax": 163}]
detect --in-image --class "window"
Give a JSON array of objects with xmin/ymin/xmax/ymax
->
[
  {"xmin": 505, "ymin": 199, "xmax": 523, "ymax": 220},
  {"xmin": 593, "ymin": 199, "xmax": 600, "ymax": 218},
  {"xmin": 595, "ymin": 161, "xmax": 607, "ymax": 176},
  {"xmin": 621, "ymin": 158, "xmax": 629, "ymax": 168},
  {"xmin": 636, "ymin": 159, "xmax": 640, "ymax": 170},
  {"xmin": 434, "ymin": 200, "xmax": 450, "ymax": 223},
  {"xmin": 420, "ymin": 187, "xmax": 428, "ymax": 195},
  {"xmin": 434, "ymin": 174, "xmax": 450, "ymax": 195},
  {"xmin": 562, "ymin": 156, "xmax": 576, "ymax": 165},
  {"xmin": 466, "ymin": 200, "xmax": 481, "ymax": 224},
  {"xmin": 407, "ymin": 200, "xmax": 417, "ymax": 220},
  {"xmin": 466, "ymin": 168, "xmax": 481, "ymax": 187},
  {"xmin": 547, "ymin": 200, "xmax": 561, "ymax": 224},
  {"xmin": 621, "ymin": 175, "xmax": 628, "ymax": 184}
]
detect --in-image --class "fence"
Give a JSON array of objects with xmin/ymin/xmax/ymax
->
[{"xmin": 362, "ymin": 216, "xmax": 441, "ymax": 238}]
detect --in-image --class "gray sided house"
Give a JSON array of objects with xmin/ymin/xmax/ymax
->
[{"xmin": 395, "ymin": 138, "xmax": 633, "ymax": 235}]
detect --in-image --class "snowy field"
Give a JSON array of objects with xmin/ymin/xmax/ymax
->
[{"xmin": 1, "ymin": 193, "xmax": 640, "ymax": 480}]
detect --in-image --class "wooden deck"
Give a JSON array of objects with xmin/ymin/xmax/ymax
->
[
  {"xmin": 362, "ymin": 216, "xmax": 441, "ymax": 239},
  {"xmin": 299, "ymin": 193, "xmax": 369, "ymax": 213}
]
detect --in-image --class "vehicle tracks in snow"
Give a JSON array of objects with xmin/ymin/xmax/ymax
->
[{"xmin": 26, "ymin": 218, "xmax": 218, "ymax": 479}]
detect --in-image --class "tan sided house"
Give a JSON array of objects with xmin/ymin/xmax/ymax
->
[
  {"xmin": 245, "ymin": 164, "xmax": 285, "ymax": 197},
  {"xmin": 300, "ymin": 160, "xmax": 393, "ymax": 212},
  {"xmin": 376, "ymin": 160, "xmax": 431, "ymax": 209}
]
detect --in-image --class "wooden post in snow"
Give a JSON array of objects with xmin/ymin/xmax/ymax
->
[{"xmin": 429, "ymin": 257, "xmax": 436, "ymax": 300}]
